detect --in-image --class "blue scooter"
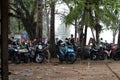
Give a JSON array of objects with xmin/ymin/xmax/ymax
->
[{"xmin": 56, "ymin": 40, "xmax": 77, "ymax": 64}]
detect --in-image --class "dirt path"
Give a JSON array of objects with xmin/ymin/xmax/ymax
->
[
  {"xmin": 105, "ymin": 62, "xmax": 120, "ymax": 80},
  {"xmin": 6, "ymin": 59, "xmax": 120, "ymax": 80}
]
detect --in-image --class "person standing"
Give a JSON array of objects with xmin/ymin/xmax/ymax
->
[
  {"xmin": 70, "ymin": 34, "xmax": 76, "ymax": 50},
  {"xmin": 70, "ymin": 34, "xmax": 75, "ymax": 45}
]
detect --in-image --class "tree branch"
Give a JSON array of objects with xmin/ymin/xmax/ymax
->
[
  {"xmin": 9, "ymin": 13, "xmax": 20, "ymax": 18},
  {"xmin": 17, "ymin": 0, "xmax": 30, "ymax": 16},
  {"xmin": 31, "ymin": 0, "xmax": 37, "ymax": 17}
]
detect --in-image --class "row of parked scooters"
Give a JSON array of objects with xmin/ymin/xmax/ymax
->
[
  {"xmin": 8, "ymin": 39, "xmax": 78, "ymax": 64},
  {"xmin": 8, "ymin": 40, "xmax": 50, "ymax": 64},
  {"xmin": 8, "ymin": 39, "xmax": 120, "ymax": 64},
  {"xmin": 76, "ymin": 42, "xmax": 120, "ymax": 61}
]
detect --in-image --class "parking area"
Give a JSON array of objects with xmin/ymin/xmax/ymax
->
[{"xmin": 7, "ymin": 59, "xmax": 120, "ymax": 80}]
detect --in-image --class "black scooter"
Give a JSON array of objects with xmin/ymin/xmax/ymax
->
[
  {"xmin": 35, "ymin": 42, "xmax": 50, "ymax": 63},
  {"xmin": 8, "ymin": 42, "xmax": 30, "ymax": 64}
]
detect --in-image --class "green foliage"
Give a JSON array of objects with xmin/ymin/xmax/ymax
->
[
  {"xmin": 9, "ymin": 0, "xmax": 37, "ymax": 40},
  {"xmin": 100, "ymin": 0, "xmax": 120, "ymax": 31},
  {"xmin": 10, "ymin": 0, "xmax": 37, "ymax": 19},
  {"xmin": 9, "ymin": 17, "xmax": 25, "ymax": 34},
  {"xmin": 63, "ymin": 0, "xmax": 84, "ymax": 26},
  {"xmin": 64, "ymin": 6, "xmax": 82, "ymax": 25}
]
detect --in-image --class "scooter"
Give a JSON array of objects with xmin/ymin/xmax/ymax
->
[
  {"xmin": 8, "ymin": 45, "xmax": 21, "ymax": 64},
  {"xmin": 56, "ymin": 40, "xmax": 77, "ymax": 64},
  {"xmin": 98, "ymin": 43, "xmax": 116, "ymax": 60},
  {"xmin": 28, "ymin": 43, "xmax": 36, "ymax": 62},
  {"xmin": 8, "ymin": 42, "xmax": 30, "ymax": 64},
  {"xmin": 90, "ymin": 46, "xmax": 99, "ymax": 60},
  {"xmin": 35, "ymin": 42, "xmax": 50, "ymax": 63}
]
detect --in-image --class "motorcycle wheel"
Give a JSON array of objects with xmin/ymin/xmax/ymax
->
[
  {"xmin": 103, "ymin": 53, "xmax": 108, "ymax": 60},
  {"xmin": 66, "ymin": 55, "xmax": 77, "ymax": 64},
  {"xmin": 44, "ymin": 50, "xmax": 51, "ymax": 61},
  {"xmin": 11, "ymin": 56, "xmax": 21, "ymax": 64},
  {"xmin": 57, "ymin": 55, "xmax": 63, "ymax": 63},
  {"xmin": 113, "ymin": 54, "xmax": 120, "ymax": 61},
  {"xmin": 90, "ymin": 54, "xmax": 98, "ymax": 60},
  {"xmin": 35, "ymin": 54, "xmax": 44, "ymax": 63},
  {"xmin": 99, "ymin": 53, "xmax": 107, "ymax": 60},
  {"xmin": 23, "ymin": 56, "xmax": 29, "ymax": 63}
]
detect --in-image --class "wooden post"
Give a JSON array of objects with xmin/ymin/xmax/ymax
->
[{"xmin": 1, "ymin": 0, "xmax": 9, "ymax": 80}]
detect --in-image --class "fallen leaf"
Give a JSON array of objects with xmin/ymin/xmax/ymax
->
[
  {"xmin": 55, "ymin": 71, "xmax": 60, "ymax": 73},
  {"xmin": 61, "ymin": 67, "xmax": 65, "ymax": 69},
  {"xmin": 11, "ymin": 71, "xmax": 19, "ymax": 75},
  {"xmin": 36, "ymin": 76, "xmax": 43, "ymax": 79}
]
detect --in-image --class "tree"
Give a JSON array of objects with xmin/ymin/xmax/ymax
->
[
  {"xmin": 9, "ymin": 17, "xmax": 24, "ymax": 34},
  {"xmin": 1, "ymin": 0, "xmax": 9, "ymax": 80},
  {"xmin": 63, "ymin": 0, "xmax": 80, "ymax": 41},
  {"xmin": 63, "ymin": 0, "xmax": 84, "ymax": 44},
  {"xmin": 49, "ymin": 0, "xmax": 56, "ymax": 57},
  {"xmin": 101, "ymin": 0, "xmax": 120, "ymax": 45},
  {"xmin": 43, "ymin": 0, "xmax": 51, "ymax": 39},
  {"xmin": 10, "ymin": 0, "xmax": 37, "ymax": 40}
]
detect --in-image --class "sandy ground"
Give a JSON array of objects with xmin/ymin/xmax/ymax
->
[{"xmin": 6, "ymin": 59, "xmax": 120, "ymax": 80}]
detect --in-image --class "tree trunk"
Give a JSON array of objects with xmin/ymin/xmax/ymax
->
[
  {"xmin": 84, "ymin": 25, "xmax": 88, "ymax": 46},
  {"xmin": 90, "ymin": 28, "xmax": 96, "ymax": 40},
  {"xmin": 44, "ymin": 0, "xmax": 50, "ymax": 40},
  {"xmin": 95, "ymin": 23, "xmax": 102, "ymax": 44},
  {"xmin": 47, "ymin": 13, "xmax": 50, "ymax": 40},
  {"xmin": 36, "ymin": 0, "xmax": 43, "ymax": 42},
  {"xmin": 95, "ymin": 27, "xmax": 99, "ymax": 44},
  {"xmin": 1, "ymin": 0, "xmax": 9, "ymax": 80},
  {"xmin": 75, "ymin": 19, "xmax": 77, "ymax": 42},
  {"xmin": 79, "ymin": 8, "xmax": 86, "ymax": 59},
  {"xmin": 94, "ymin": 1, "xmax": 101, "ymax": 45},
  {"xmin": 118, "ymin": 26, "xmax": 120, "ymax": 47},
  {"xmin": 22, "ymin": 18, "xmax": 36, "ymax": 40},
  {"xmin": 113, "ymin": 30, "xmax": 117, "ymax": 44},
  {"xmin": 49, "ymin": 0, "xmax": 56, "ymax": 57}
]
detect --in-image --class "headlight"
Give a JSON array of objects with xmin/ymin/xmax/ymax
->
[
  {"xmin": 38, "ymin": 45, "xmax": 42, "ymax": 49},
  {"xmin": 99, "ymin": 44, "xmax": 102, "ymax": 47},
  {"xmin": 68, "ymin": 49, "xmax": 74, "ymax": 52},
  {"xmin": 14, "ymin": 49, "xmax": 18, "ymax": 51}
]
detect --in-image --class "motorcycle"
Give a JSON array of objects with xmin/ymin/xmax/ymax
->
[
  {"xmin": 8, "ymin": 42, "xmax": 30, "ymax": 64},
  {"xmin": 56, "ymin": 40, "xmax": 77, "ymax": 64},
  {"xmin": 105, "ymin": 43, "xmax": 116, "ymax": 58},
  {"xmin": 98, "ymin": 43, "xmax": 116, "ymax": 60},
  {"xmin": 76, "ymin": 46, "xmax": 90, "ymax": 60},
  {"xmin": 90, "ymin": 43, "xmax": 114, "ymax": 60},
  {"xmin": 28, "ymin": 43, "xmax": 36, "ymax": 62},
  {"xmin": 8, "ymin": 44, "xmax": 21, "ymax": 64},
  {"xmin": 18, "ymin": 47, "xmax": 30, "ymax": 63},
  {"xmin": 35, "ymin": 42, "xmax": 50, "ymax": 63},
  {"xmin": 90, "ymin": 45, "xmax": 99, "ymax": 60}
]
